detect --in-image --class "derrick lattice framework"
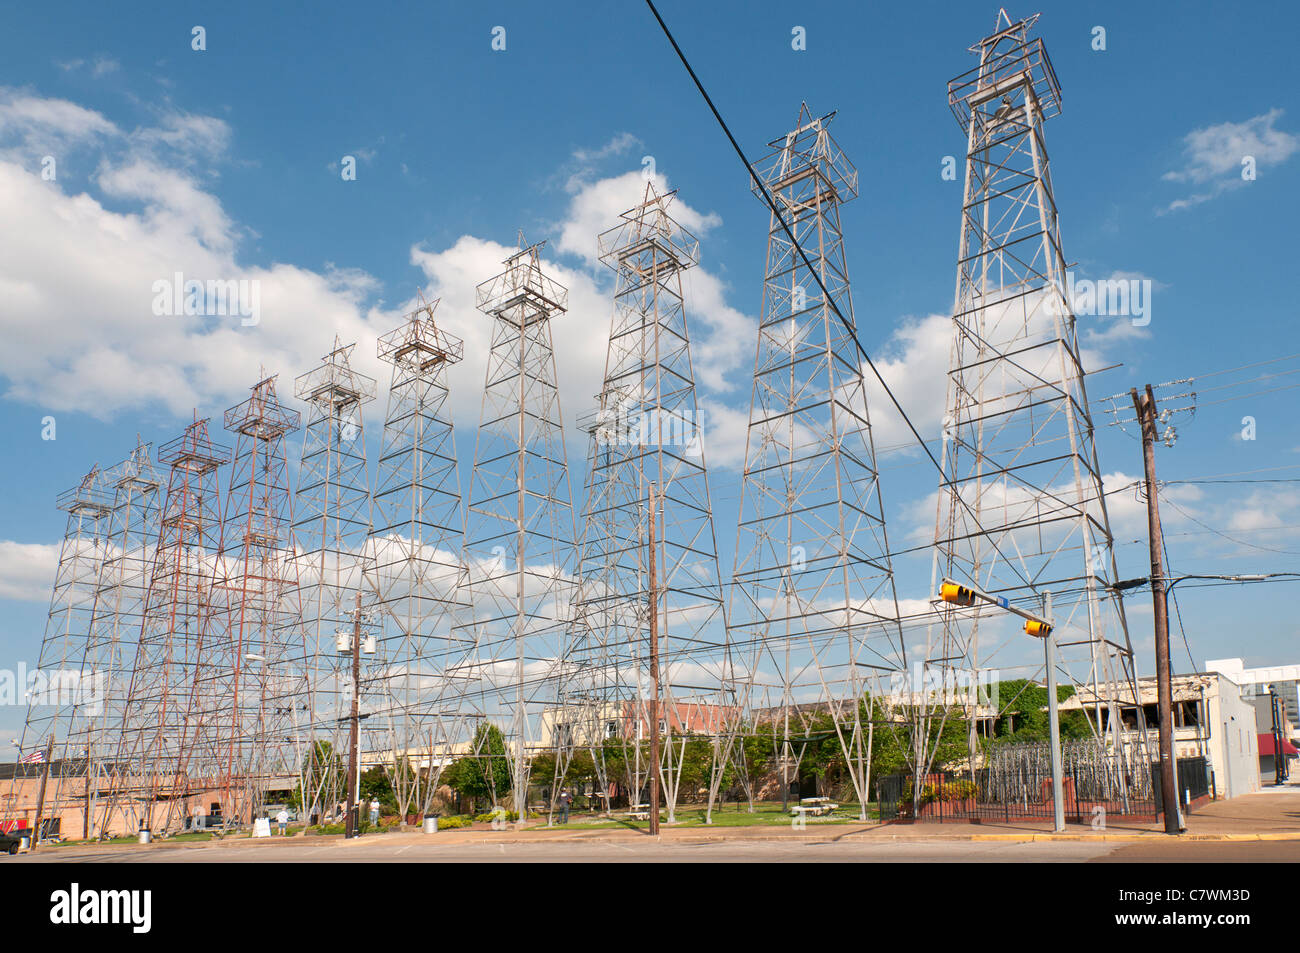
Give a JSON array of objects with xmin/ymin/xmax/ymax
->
[
  {"xmin": 728, "ymin": 106, "xmax": 905, "ymax": 817},
  {"xmin": 211, "ymin": 374, "xmax": 304, "ymax": 823},
  {"xmin": 929, "ymin": 11, "xmax": 1141, "ymax": 770},
  {"xmin": 364, "ymin": 297, "xmax": 472, "ymax": 820},
  {"xmin": 460, "ymin": 239, "xmax": 577, "ymax": 819},
  {"xmin": 84, "ymin": 441, "xmax": 164, "ymax": 835},
  {"xmin": 293, "ymin": 340, "xmax": 376, "ymax": 816},
  {"xmin": 561, "ymin": 184, "xmax": 730, "ymax": 822},
  {"xmin": 114, "ymin": 418, "xmax": 232, "ymax": 833},
  {"xmin": 9, "ymin": 464, "xmax": 114, "ymax": 832}
]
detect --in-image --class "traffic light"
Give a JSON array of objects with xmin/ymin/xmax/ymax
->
[
  {"xmin": 1023, "ymin": 619, "xmax": 1052, "ymax": 638},
  {"xmin": 939, "ymin": 582, "xmax": 976, "ymax": 606}
]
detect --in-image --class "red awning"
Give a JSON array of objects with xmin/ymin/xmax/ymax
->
[{"xmin": 1258, "ymin": 733, "xmax": 1300, "ymax": 756}]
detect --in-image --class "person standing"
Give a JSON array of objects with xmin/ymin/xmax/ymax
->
[
  {"xmin": 369, "ymin": 798, "xmax": 380, "ymax": 827},
  {"xmin": 276, "ymin": 808, "xmax": 289, "ymax": 836},
  {"xmin": 558, "ymin": 789, "xmax": 572, "ymax": 824}
]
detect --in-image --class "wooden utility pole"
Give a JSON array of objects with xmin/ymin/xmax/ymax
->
[
  {"xmin": 1131, "ymin": 385, "xmax": 1181, "ymax": 834},
  {"xmin": 83, "ymin": 747, "xmax": 91, "ymax": 841},
  {"xmin": 29, "ymin": 735, "xmax": 55, "ymax": 852},
  {"xmin": 647, "ymin": 483, "xmax": 660, "ymax": 836},
  {"xmin": 345, "ymin": 591, "xmax": 362, "ymax": 839}
]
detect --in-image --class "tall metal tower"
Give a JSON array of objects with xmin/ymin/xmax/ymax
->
[
  {"xmin": 210, "ymin": 373, "xmax": 304, "ymax": 824},
  {"xmin": 930, "ymin": 10, "xmax": 1140, "ymax": 770},
  {"xmin": 365, "ymin": 296, "xmax": 472, "ymax": 821},
  {"xmin": 86, "ymin": 439, "xmax": 163, "ymax": 836},
  {"xmin": 562, "ymin": 184, "xmax": 729, "ymax": 822},
  {"xmin": 293, "ymin": 339, "xmax": 376, "ymax": 815},
  {"xmin": 460, "ymin": 239, "xmax": 577, "ymax": 820},
  {"xmin": 114, "ymin": 418, "xmax": 231, "ymax": 833},
  {"xmin": 728, "ymin": 106, "xmax": 905, "ymax": 817},
  {"xmin": 9, "ymin": 465, "xmax": 113, "ymax": 832}
]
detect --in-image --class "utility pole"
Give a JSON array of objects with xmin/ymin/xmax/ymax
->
[
  {"xmin": 83, "ymin": 746, "xmax": 91, "ymax": 841},
  {"xmin": 1043, "ymin": 592, "xmax": 1064, "ymax": 833},
  {"xmin": 647, "ymin": 483, "xmax": 660, "ymax": 836},
  {"xmin": 1131, "ymin": 385, "xmax": 1181, "ymax": 834},
  {"xmin": 29, "ymin": 735, "xmax": 55, "ymax": 852},
  {"xmin": 345, "ymin": 592, "xmax": 362, "ymax": 839}
]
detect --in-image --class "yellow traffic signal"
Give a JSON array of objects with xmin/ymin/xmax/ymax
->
[
  {"xmin": 939, "ymin": 582, "xmax": 976, "ymax": 606},
  {"xmin": 1024, "ymin": 619, "xmax": 1052, "ymax": 638}
]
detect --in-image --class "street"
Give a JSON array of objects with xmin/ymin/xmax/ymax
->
[{"xmin": 10, "ymin": 837, "xmax": 1297, "ymax": 863}]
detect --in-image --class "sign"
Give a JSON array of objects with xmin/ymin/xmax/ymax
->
[{"xmin": 253, "ymin": 818, "xmax": 272, "ymax": 838}]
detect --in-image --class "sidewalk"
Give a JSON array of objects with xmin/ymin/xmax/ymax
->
[
  {"xmin": 45, "ymin": 790, "xmax": 1300, "ymax": 854},
  {"xmin": 194, "ymin": 789, "xmax": 1300, "ymax": 849}
]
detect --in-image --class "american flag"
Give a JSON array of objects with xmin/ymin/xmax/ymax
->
[{"xmin": 19, "ymin": 750, "xmax": 44, "ymax": 765}]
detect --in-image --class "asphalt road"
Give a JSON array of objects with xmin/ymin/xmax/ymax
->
[{"xmin": 9, "ymin": 838, "xmax": 1297, "ymax": 862}]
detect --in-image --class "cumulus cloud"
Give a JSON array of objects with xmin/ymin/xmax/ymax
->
[{"xmin": 0, "ymin": 540, "xmax": 60, "ymax": 601}]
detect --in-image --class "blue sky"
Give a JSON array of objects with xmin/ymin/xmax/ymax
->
[{"xmin": 1, "ymin": 1, "xmax": 1299, "ymax": 753}]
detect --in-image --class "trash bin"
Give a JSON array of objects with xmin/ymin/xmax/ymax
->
[
  {"xmin": 18, "ymin": 834, "xmax": 30, "ymax": 851},
  {"xmin": 138, "ymin": 829, "xmax": 152, "ymax": 844},
  {"xmin": 422, "ymin": 815, "xmax": 438, "ymax": 834}
]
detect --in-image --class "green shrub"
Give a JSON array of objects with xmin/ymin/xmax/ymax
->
[{"xmin": 472, "ymin": 809, "xmax": 519, "ymax": 824}]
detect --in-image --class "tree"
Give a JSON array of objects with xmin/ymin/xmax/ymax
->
[
  {"xmin": 443, "ymin": 723, "xmax": 511, "ymax": 810},
  {"xmin": 359, "ymin": 765, "xmax": 396, "ymax": 813},
  {"xmin": 987, "ymin": 679, "xmax": 1092, "ymax": 744}
]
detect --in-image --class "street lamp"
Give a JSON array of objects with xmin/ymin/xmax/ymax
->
[{"xmin": 939, "ymin": 579, "xmax": 1065, "ymax": 832}]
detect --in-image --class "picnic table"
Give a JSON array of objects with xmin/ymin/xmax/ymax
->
[
  {"xmin": 623, "ymin": 802, "xmax": 651, "ymax": 821},
  {"xmin": 790, "ymin": 797, "xmax": 838, "ymax": 817}
]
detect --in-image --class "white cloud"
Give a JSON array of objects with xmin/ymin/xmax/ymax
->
[
  {"xmin": 0, "ymin": 541, "xmax": 59, "ymax": 601},
  {"xmin": 409, "ymin": 233, "xmax": 610, "ymax": 434},
  {"xmin": 0, "ymin": 92, "xmax": 754, "ymax": 441},
  {"xmin": 0, "ymin": 89, "xmax": 117, "ymax": 155},
  {"xmin": 863, "ymin": 312, "xmax": 952, "ymax": 451},
  {"xmin": 1162, "ymin": 109, "xmax": 1299, "ymax": 212}
]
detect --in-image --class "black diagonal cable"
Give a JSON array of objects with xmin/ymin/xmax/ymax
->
[{"xmin": 643, "ymin": 0, "xmax": 1031, "ymax": 591}]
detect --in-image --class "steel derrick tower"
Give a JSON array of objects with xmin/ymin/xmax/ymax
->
[
  {"xmin": 364, "ymin": 297, "xmax": 472, "ymax": 822},
  {"xmin": 460, "ymin": 239, "xmax": 577, "ymax": 821},
  {"xmin": 114, "ymin": 418, "xmax": 231, "ymax": 833},
  {"xmin": 293, "ymin": 340, "xmax": 376, "ymax": 816},
  {"xmin": 9, "ymin": 466, "xmax": 113, "ymax": 833},
  {"xmin": 84, "ymin": 440, "xmax": 163, "ymax": 836},
  {"xmin": 561, "ymin": 184, "xmax": 729, "ymax": 822},
  {"xmin": 210, "ymin": 374, "xmax": 304, "ymax": 824},
  {"xmin": 929, "ymin": 11, "xmax": 1141, "ymax": 772},
  {"xmin": 728, "ymin": 106, "xmax": 905, "ymax": 818}
]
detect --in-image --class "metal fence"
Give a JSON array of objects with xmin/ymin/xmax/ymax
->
[{"xmin": 876, "ymin": 743, "xmax": 1210, "ymax": 823}]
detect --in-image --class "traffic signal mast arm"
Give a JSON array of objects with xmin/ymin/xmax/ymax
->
[{"xmin": 938, "ymin": 578, "xmax": 1052, "ymax": 636}]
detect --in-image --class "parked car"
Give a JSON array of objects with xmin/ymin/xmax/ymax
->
[{"xmin": 0, "ymin": 829, "xmax": 25, "ymax": 855}]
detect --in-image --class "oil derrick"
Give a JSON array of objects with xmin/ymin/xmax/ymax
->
[
  {"xmin": 9, "ymin": 465, "xmax": 113, "ymax": 833},
  {"xmin": 293, "ymin": 340, "xmax": 376, "ymax": 817},
  {"xmin": 561, "ymin": 184, "xmax": 728, "ymax": 822},
  {"xmin": 728, "ymin": 106, "xmax": 905, "ymax": 819},
  {"xmin": 114, "ymin": 418, "xmax": 231, "ymax": 833},
  {"xmin": 929, "ymin": 10, "xmax": 1141, "ymax": 778},
  {"xmin": 85, "ymin": 439, "xmax": 163, "ymax": 837},
  {"xmin": 557, "ymin": 402, "xmax": 631, "ymax": 815},
  {"xmin": 460, "ymin": 239, "xmax": 576, "ymax": 820},
  {"xmin": 204, "ymin": 374, "xmax": 304, "ymax": 825},
  {"xmin": 364, "ymin": 297, "xmax": 471, "ymax": 821}
]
